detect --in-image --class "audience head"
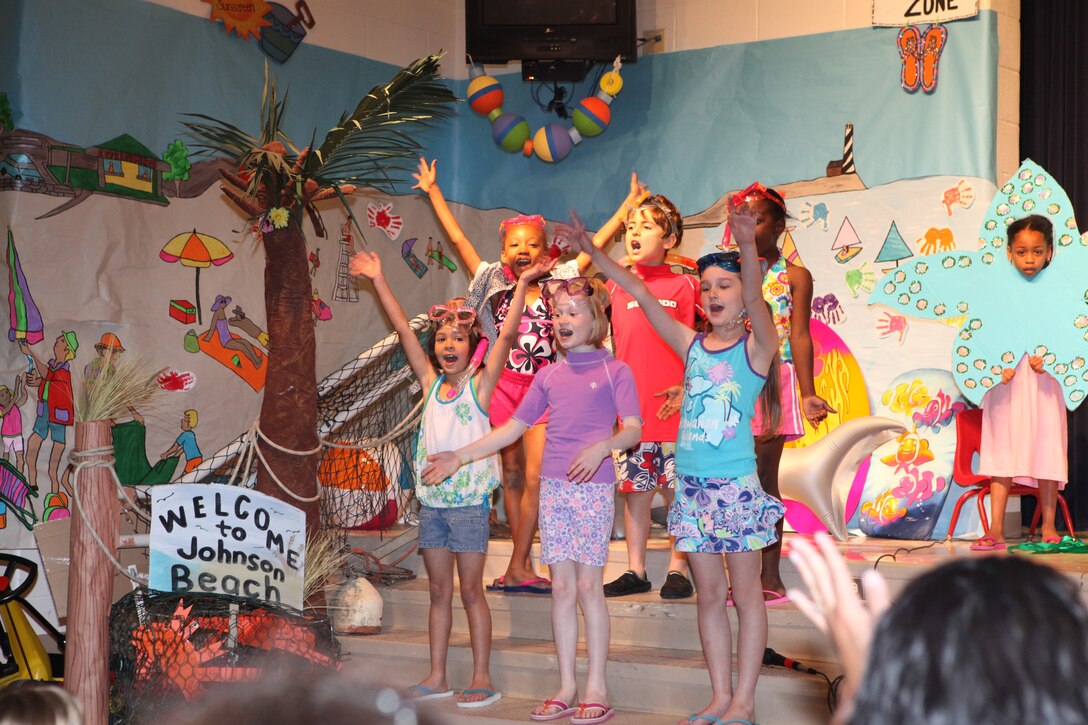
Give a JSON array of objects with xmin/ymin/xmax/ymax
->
[
  {"xmin": 0, "ymin": 682, "xmax": 83, "ymax": 725},
  {"xmin": 850, "ymin": 555, "xmax": 1088, "ymax": 725}
]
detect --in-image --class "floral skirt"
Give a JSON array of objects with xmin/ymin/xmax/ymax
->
[
  {"xmin": 539, "ymin": 476, "xmax": 614, "ymax": 566},
  {"xmin": 668, "ymin": 472, "xmax": 785, "ymax": 554}
]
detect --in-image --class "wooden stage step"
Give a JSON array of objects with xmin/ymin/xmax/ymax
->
[{"xmin": 335, "ymin": 527, "xmax": 1088, "ymax": 724}]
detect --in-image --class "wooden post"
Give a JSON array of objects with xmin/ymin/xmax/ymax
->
[{"xmin": 64, "ymin": 420, "xmax": 118, "ymax": 725}]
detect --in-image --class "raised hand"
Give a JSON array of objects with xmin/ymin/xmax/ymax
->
[
  {"xmin": 1001, "ymin": 367, "xmax": 1016, "ymax": 384},
  {"xmin": 624, "ymin": 171, "xmax": 649, "ymax": 207},
  {"xmin": 1028, "ymin": 355, "xmax": 1045, "ymax": 374},
  {"xmin": 787, "ymin": 533, "xmax": 891, "ymax": 720},
  {"xmin": 349, "ymin": 251, "xmax": 382, "ymax": 279},
  {"xmin": 412, "ymin": 157, "xmax": 438, "ymax": 194},
  {"xmin": 552, "ymin": 210, "xmax": 591, "ymax": 253},
  {"xmin": 727, "ymin": 202, "xmax": 758, "ymax": 248},
  {"xmin": 566, "ymin": 222, "xmax": 597, "ymax": 257}
]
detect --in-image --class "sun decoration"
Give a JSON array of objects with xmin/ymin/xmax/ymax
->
[
  {"xmin": 467, "ymin": 57, "xmax": 625, "ymax": 164},
  {"xmin": 202, "ymin": 0, "xmax": 273, "ymax": 41}
]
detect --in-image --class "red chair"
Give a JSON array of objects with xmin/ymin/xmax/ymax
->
[{"xmin": 945, "ymin": 407, "xmax": 1075, "ymax": 539}]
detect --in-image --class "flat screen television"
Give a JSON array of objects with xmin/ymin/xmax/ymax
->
[{"xmin": 465, "ymin": 0, "xmax": 637, "ymax": 64}]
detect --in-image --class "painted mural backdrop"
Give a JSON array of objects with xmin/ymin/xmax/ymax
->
[{"xmin": 1, "ymin": 0, "xmax": 1003, "ymax": 555}]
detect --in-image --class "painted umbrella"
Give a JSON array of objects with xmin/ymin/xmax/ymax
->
[
  {"xmin": 6, "ymin": 228, "xmax": 44, "ymax": 345},
  {"xmin": 160, "ymin": 230, "xmax": 234, "ymax": 325}
]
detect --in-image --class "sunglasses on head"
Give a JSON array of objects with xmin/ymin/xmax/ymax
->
[
  {"xmin": 429, "ymin": 303, "xmax": 476, "ymax": 326},
  {"xmin": 627, "ymin": 198, "xmax": 679, "ymax": 238},
  {"xmin": 696, "ymin": 251, "xmax": 742, "ymax": 275},
  {"xmin": 540, "ymin": 277, "xmax": 595, "ymax": 301},
  {"xmin": 728, "ymin": 181, "xmax": 786, "ymax": 212},
  {"xmin": 499, "ymin": 214, "xmax": 547, "ymax": 239}
]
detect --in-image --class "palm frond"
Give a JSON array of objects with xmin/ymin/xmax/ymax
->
[
  {"xmin": 180, "ymin": 115, "xmax": 264, "ymax": 161},
  {"xmin": 180, "ymin": 54, "xmax": 456, "ymax": 215},
  {"xmin": 305, "ymin": 54, "xmax": 458, "ymax": 189}
]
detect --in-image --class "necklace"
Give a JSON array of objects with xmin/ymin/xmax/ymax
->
[
  {"xmin": 720, "ymin": 308, "xmax": 748, "ymax": 332},
  {"xmin": 443, "ymin": 370, "xmax": 473, "ymax": 400}
]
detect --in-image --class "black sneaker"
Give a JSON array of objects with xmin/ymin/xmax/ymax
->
[
  {"xmin": 603, "ymin": 570, "xmax": 652, "ymax": 597},
  {"xmin": 660, "ymin": 571, "xmax": 694, "ymax": 599}
]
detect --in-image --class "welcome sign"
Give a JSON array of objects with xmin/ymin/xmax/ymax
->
[{"xmin": 149, "ymin": 484, "xmax": 306, "ymax": 610}]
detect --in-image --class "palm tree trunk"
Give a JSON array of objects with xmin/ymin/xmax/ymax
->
[{"xmin": 256, "ymin": 222, "xmax": 320, "ymax": 540}]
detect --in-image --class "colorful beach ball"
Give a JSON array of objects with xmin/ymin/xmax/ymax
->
[
  {"xmin": 467, "ymin": 75, "xmax": 503, "ymax": 116},
  {"xmin": 492, "ymin": 113, "xmax": 531, "ymax": 154},
  {"xmin": 572, "ymin": 97, "xmax": 611, "ymax": 137},
  {"xmin": 532, "ymin": 125, "xmax": 574, "ymax": 163}
]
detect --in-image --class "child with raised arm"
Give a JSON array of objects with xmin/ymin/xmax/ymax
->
[
  {"xmin": 422, "ymin": 276, "xmax": 641, "ymax": 725},
  {"xmin": 414, "ymin": 157, "xmax": 594, "ymax": 593},
  {"xmin": 573, "ymin": 204, "xmax": 784, "ymax": 725},
  {"xmin": 350, "ymin": 249, "xmax": 552, "ymax": 709},
  {"xmin": 593, "ymin": 179, "xmax": 701, "ymax": 600},
  {"xmin": 971, "ymin": 214, "xmax": 1068, "ymax": 550},
  {"xmin": 725, "ymin": 183, "xmax": 835, "ymax": 603}
]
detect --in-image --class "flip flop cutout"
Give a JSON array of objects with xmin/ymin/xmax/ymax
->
[
  {"xmin": 407, "ymin": 684, "xmax": 454, "ymax": 701},
  {"xmin": 503, "ymin": 576, "xmax": 551, "ymax": 594},
  {"xmin": 571, "ymin": 703, "xmax": 615, "ymax": 724},
  {"xmin": 920, "ymin": 23, "xmax": 948, "ymax": 93},
  {"xmin": 970, "ymin": 535, "xmax": 1006, "ymax": 551},
  {"xmin": 530, "ymin": 699, "xmax": 579, "ymax": 721},
  {"xmin": 486, "ymin": 575, "xmax": 505, "ymax": 592},
  {"xmin": 1009, "ymin": 536, "xmax": 1088, "ymax": 554},
  {"xmin": 456, "ymin": 688, "xmax": 502, "ymax": 708},
  {"xmin": 897, "ymin": 25, "xmax": 922, "ymax": 92},
  {"xmin": 762, "ymin": 589, "xmax": 791, "ymax": 606}
]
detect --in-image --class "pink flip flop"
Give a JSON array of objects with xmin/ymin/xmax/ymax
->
[
  {"xmin": 970, "ymin": 535, "xmax": 1006, "ymax": 551},
  {"xmin": 529, "ymin": 699, "xmax": 578, "ymax": 721},
  {"xmin": 762, "ymin": 589, "xmax": 791, "ymax": 606},
  {"xmin": 571, "ymin": 703, "xmax": 615, "ymax": 724}
]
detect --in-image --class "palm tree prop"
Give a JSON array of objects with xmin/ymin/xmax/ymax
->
[{"xmin": 182, "ymin": 55, "xmax": 457, "ymax": 535}]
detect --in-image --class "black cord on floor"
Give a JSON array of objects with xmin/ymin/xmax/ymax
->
[{"xmin": 872, "ymin": 539, "xmax": 938, "ymax": 569}]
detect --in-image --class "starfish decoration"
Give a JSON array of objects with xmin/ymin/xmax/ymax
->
[{"xmin": 868, "ymin": 159, "xmax": 1088, "ymax": 410}]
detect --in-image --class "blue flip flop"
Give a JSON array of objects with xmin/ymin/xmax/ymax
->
[
  {"xmin": 503, "ymin": 576, "xmax": 551, "ymax": 594},
  {"xmin": 407, "ymin": 684, "xmax": 453, "ymax": 701},
  {"xmin": 456, "ymin": 688, "xmax": 502, "ymax": 708}
]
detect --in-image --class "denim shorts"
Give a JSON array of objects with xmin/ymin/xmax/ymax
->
[{"xmin": 418, "ymin": 502, "xmax": 490, "ymax": 554}]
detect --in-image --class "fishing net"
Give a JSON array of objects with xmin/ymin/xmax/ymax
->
[
  {"xmin": 109, "ymin": 587, "xmax": 341, "ymax": 724},
  {"xmin": 177, "ymin": 316, "xmax": 428, "ymax": 539},
  {"xmin": 313, "ymin": 319, "xmax": 427, "ymax": 535}
]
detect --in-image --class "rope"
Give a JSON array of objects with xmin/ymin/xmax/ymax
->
[
  {"xmin": 319, "ymin": 396, "xmax": 424, "ymax": 449},
  {"xmin": 68, "ymin": 446, "xmax": 147, "ymax": 586},
  {"xmin": 220, "ymin": 402, "xmax": 425, "ymax": 504},
  {"xmin": 224, "ymin": 421, "xmax": 323, "ymax": 503}
]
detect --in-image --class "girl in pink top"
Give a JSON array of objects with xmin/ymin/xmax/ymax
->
[{"xmin": 423, "ymin": 277, "xmax": 642, "ymax": 725}]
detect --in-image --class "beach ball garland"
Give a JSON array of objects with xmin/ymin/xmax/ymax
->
[{"xmin": 468, "ymin": 58, "xmax": 624, "ymax": 164}]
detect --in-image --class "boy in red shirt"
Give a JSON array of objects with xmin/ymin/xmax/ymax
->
[{"xmin": 596, "ymin": 177, "xmax": 702, "ymax": 599}]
